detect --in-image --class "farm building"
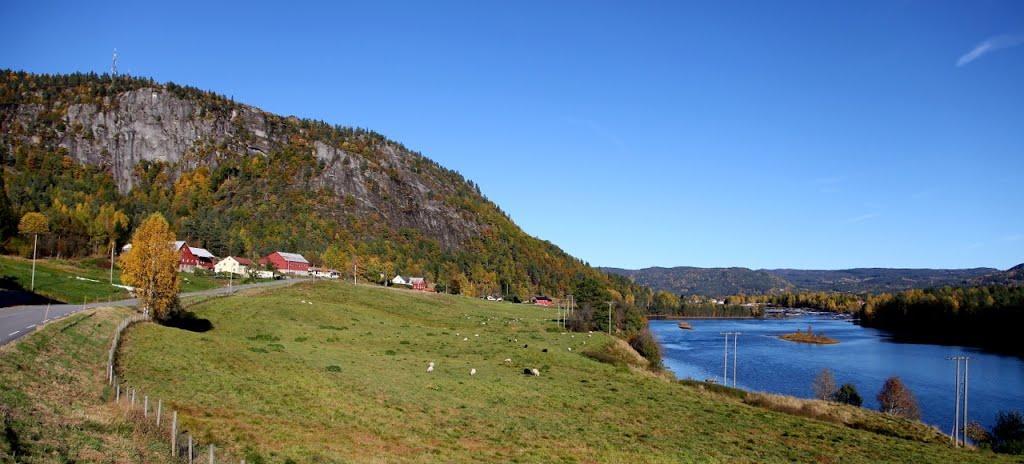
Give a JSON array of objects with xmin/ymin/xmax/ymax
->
[
  {"xmin": 391, "ymin": 275, "xmax": 408, "ymax": 286},
  {"xmin": 214, "ymin": 256, "xmax": 253, "ymax": 276},
  {"xmin": 189, "ymin": 246, "xmax": 217, "ymax": 270},
  {"xmin": 409, "ymin": 277, "xmax": 427, "ymax": 291},
  {"xmin": 261, "ymin": 252, "xmax": 310, "ymax": 275},
  {"xmin": 531, "ymin": 296, "xmax": 553, "ymax": 307}
]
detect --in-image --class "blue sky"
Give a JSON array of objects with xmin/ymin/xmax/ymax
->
[{"xmin": 2, "ymin": 1, "xmax": 1023, "ymax": 270}]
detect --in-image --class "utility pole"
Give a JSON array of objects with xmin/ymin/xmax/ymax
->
[
  {"xmin": 720, "ymin": 332, "xmax": 741, "ymax": 386},
  {"xmin": 110, "ymin": 243, "xmax": 115, "ymax": 285},
  {"xmin": 947, "ymin": 355, "xmax": 970, "ymax": 446}
]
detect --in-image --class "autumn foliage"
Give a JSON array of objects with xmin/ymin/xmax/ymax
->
[
  {"xmin": 876, "ymin": 376, "xmax": 920, "ymax": 420},
  {"xmin": 119, "ymin": 213, "xmax": 180, "ymax": 320}
]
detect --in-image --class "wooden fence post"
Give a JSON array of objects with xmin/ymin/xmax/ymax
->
[
  {"xmin": 116, "ymin": 384, "xmax": 120, "ymax": 402},
  {"xmin": 144, "ymin": 395, "xmax": 148, "ymax": 418},
  {"xmin": 209, "ymin": 444, "xmax": 214, "ymax": 464},
  {"xmin": 171, "ymin": 411, "xmax": 177, "ymax": 456},
  {"xmin": 188, "ymin": 434, "xmax": 193, "ymax": 464},
  {"xmin": 131, "ymin": 388, "xmax": 135, "ymax": 407},
  {"xmin": 156, "ymin": 399, "xmax": 162, "ymax": 427}
]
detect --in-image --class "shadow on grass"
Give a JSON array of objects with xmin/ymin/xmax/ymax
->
[
  {"xmin": 0, "ymin": 276, "xmax": 63, "ymax": 307},
  {"xmin": 162, "ymin": 311, "xmax": 213, "ymax": 332}
]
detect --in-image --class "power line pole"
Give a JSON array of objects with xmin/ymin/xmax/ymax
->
[
  {"xmin": 947, "ymin": 355, "xmax": 970, "ymax": 446},
  {"xmin": 720, "ymin": 332, "xmax": 740, "ymax": 386}
]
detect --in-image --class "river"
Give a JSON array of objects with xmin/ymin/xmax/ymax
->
[{"xmin": 649, "ymin": 314, "xmax": 1024, "ymax": 431}]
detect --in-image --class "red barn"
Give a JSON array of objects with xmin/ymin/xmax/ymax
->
[
  {"xmin": 173, "ymin": 241, "xmax": 199, "ymax": 272},
  {"xmin": 532, "ymin": 296, "xmax": 553, "ymax": 307},
  {"xmin": 409, "ymin": 277, "xmax": 427, "ymax": 291},
  {"xmin": 261, "ymin": 252, "xmax": 310, "ymax": 275}
]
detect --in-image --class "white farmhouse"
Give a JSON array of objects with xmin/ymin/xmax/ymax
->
[{"xmin": 215, "ymin": 256, "xmax": 254, "ymax": 276}]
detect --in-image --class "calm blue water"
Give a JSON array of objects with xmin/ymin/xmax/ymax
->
[{"xmin": 650, "ymin": 315, "xmax": 1024, "ymax": 431}]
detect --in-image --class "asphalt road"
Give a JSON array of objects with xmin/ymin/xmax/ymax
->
[{"xmin": 0, "ymin": 278, "xmax": 307, "ymax": 347}]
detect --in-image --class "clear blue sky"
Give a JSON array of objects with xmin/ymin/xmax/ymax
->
[{"xmin": 3, "ymin": 1, "xmax": 1023, "ymax": 270}]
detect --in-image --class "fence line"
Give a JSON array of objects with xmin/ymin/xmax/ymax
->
[{"xmin": 107, "ymin": 312, "xmax": 246, "ymax": 463}]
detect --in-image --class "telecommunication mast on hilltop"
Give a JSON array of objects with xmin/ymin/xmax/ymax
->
[{"xmin": 111, "ymin": 49, "xmax": 118, "ymax": 76}]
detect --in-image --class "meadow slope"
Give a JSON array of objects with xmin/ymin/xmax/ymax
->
[{"xmin": 119, "ymin": 282, "xmax": 1011, "ymax": 463}]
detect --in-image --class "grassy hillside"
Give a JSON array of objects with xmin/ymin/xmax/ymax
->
[
  {"xmin": 118, "ymin": 282, "xmax": 1007, "ymax": 463},
  {"xmin": 0, "ymin": 255, "xmax": 224, "ymax": 305},
  {"xmin": 0, "ymin": 307, "xmax": 172, "ymax": 463}
]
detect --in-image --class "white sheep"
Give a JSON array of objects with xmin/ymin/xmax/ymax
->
[
  {"xmin": 470, "ymin": 368, "xmax": 477, "ymax": 376},
  {"xmin": 427, "ymin": 362, "xmax": 435, "ymax": 373},
  {"xmin": 503, "ymin": 358, "xmax": 512, "ymax": 364},
  {"xmin": 463, "ymin": 337, "xmax": 469, "ymax": 341},
  {"xmin": 531, "ymin": 368, "xmax": 541, "ymax": 376}
]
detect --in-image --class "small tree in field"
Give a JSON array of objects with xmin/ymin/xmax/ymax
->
[
  {"xmin": 18, "ymin": 212, "xmax": 49, "ymax": 291},
  {"xmin": 832, "ymin": 383, "xmax": 863, "ymax": 407},
  {"xmin": 812, "ymin": 368, "xmax": 838, "ymax": 400},
  {"xmin": 119, "ymin": 213, "xmax": 180, "ymax": 321},
  {"xmin": 876, "ymin": 376, "xmax": 920, "ymax": 420}
]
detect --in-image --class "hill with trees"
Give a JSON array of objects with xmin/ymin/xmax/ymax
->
[
  {"xmin": 605, "ymin": 265, "xmax": 1001, "ymax": 296},
  {"xmin": 0, "ymin": 70, "xmax": 651, "ymax": 325}
]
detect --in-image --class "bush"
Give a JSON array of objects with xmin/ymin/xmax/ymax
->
[
  {"xmin": 992, "ymin": 410, "xmax": 1024, "ymax": 454},
  {"xmin": 876, "ymin": 377, "xmax": 920, "ymax": 420},
  {"xmin": 628, "ymin": 328, "xmax": 663, "ymax": 369},
  {"xmin": 832, "ymin": 383, "xmax": 862, "ymax": 407}
]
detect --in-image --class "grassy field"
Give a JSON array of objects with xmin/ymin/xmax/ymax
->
[
  {"xmin": 118, "ymin": 282, "xmax": 1013, "ymax": 463},
  {"xmin": 0, "ymin": 307, "xmax": 173, "ymax": 463},
  {"xmin": 0, "ymin": 255, "xmax": 226, "ymax": 304}
]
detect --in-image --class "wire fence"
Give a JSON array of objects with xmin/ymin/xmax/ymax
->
[{"xmin": 107, "ymin": 312, "xmax": 248, "ymax": 463}]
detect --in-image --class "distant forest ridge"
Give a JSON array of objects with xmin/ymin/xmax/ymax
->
[{"xmin": 602, "ymin": 265, "xmax": 1023, "ymax": 296}]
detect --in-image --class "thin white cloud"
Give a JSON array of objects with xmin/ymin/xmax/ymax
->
[
  {"xmin": 957, "ymin": 34, "xmax": 1024, "ymax": 67},
  {"xmin": 843, "ymin": 213, "xmax": 879, "ymax": 224}
]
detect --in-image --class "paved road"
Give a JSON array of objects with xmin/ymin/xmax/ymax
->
[{"xmin": 0, "ymin": 278, "xmax": 308, "ymax": 347}]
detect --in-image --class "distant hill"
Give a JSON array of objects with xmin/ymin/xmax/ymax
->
[
  {"xmin": 604, "ymin": 265, "xmax": 1002, "ymax": 296},
  {"xmin": 968, "ymin": 263, "xmax": 1024, "ymax": 287},
  {"xmin": 764, "ymin": 268, "xmax": 997, "ymax": 293},
  {"xmin": 601, "ymin": 266, "xmax": 791, "ymax": 296}
]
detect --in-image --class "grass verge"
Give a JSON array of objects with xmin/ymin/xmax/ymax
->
[{"xmin": 0, "ymin": 307, "xmax": 173, "ymax": 463}]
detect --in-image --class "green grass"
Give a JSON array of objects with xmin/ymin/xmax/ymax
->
[
  {"xmin": 116, "ymin": 282, "xmax": 1017, "ymax": 463},
  {"xmin": 0, "ymin": 307, "xmax": 173, "ymax": 463},
  {"xmin": 0, "ymin": 255, "xmax": 226, "ymax": 304}
]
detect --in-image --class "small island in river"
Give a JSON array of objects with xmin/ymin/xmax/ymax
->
[{"xmin": 779, "ymin": 325, "xmax": 838, "ymax": 344}]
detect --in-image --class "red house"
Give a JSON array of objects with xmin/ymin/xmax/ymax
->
[
  {"xmin": 532, "ymin": 296, "xmax": 553, "ymax": 307},
  {"xmin": 261, "ymin": 251, "xmax": 310, "ymax": 275}
]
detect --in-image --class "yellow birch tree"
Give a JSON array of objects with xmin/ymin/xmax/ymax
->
[{"xmin": 119, "ymin": 213, "xmax": 180, "ymax": 320}]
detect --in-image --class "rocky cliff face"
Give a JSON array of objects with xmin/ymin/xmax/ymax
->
[{"xmin": 4, "ymin": 83, "xmax": 478, "ymax": 250}]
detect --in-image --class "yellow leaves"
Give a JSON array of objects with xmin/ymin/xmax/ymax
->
[
  {"xmin": 119, "ymin": 213, "xmax": 180, "ymax": 320},
  {"xmin": 18, "ymin": 212, "xmax": 49, "ymax": 235}
]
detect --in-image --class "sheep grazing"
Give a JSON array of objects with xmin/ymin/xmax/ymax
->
[
  {"xmin": 523, "ymin": 368, "xmax": 540, "ymax": 377},
  {"xmin": 503, "ymin": 358, "xmax": 512, "ymax": 364},
  {"xmin": 427, "ymin": 362, "xmax": 435, "ymax": 373},
  {"xmin": 567, "ymin": 347, "xmax": 573, "ymax": 351},
  {"xmin": 463, "ymin": 337, "xmax": 469, "ymax": 341},
  {"xmin": 470, "ymin": 368, "xmax": 477, "ymax": 376}
]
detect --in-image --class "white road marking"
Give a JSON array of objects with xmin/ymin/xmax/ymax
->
[
  {"xmin": 25, "ymin": 324, "xmax": 36, "ymax": 329},
  {"xmin": 8, "ymin": 331, "xmax": 19, "ymax": 336}
]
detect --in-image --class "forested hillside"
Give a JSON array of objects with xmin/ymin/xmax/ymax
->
[
  {"xmin": 601, "ymin": 266, "xmax": 791, "ymax": 296},
  {"xmin": 605, "ymin": 265, "xmax": 1001, "ymax": 296},
  {"xmin": 0, "ymin": 70, "xmax": 650, "ymax": 316}
]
